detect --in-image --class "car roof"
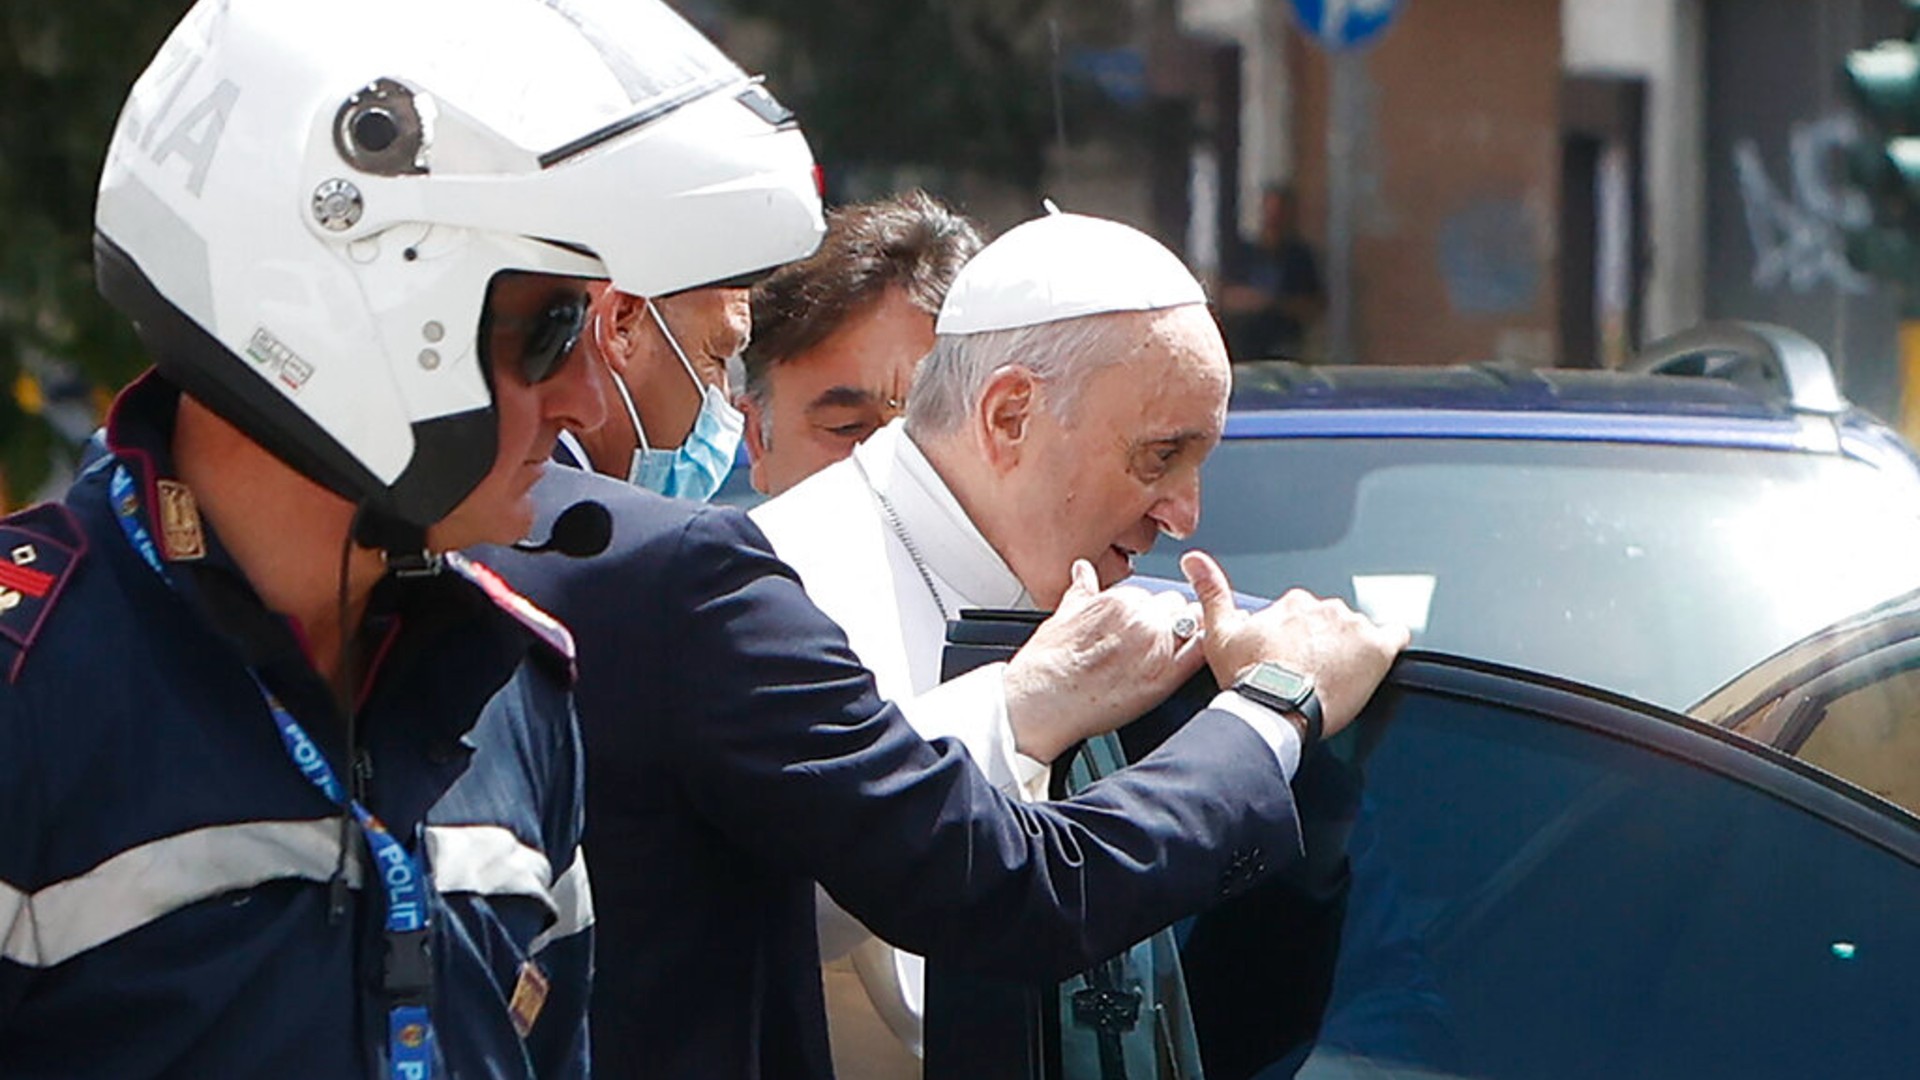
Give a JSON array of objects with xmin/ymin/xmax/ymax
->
[
  {"xmin": 1222, "ymin": 361, "xmax": 1848, "ymax": 452},
  {"xmin": 1230, "ymin": 360, "xmax": 1794, "ymax": 416}
]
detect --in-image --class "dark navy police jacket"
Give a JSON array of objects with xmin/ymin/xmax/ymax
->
[
  {"xmin": 480, "ymin": 465, "xmax": 1308, "ymax": 1079},
  {"xmin": 0, "ymin": 375, "xmax": 591, "ymax": 1078}
]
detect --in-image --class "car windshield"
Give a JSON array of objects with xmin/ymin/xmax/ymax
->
[{"xmin": 1134, "ymin": 435, "xmax": 1920, "ymax": 709}]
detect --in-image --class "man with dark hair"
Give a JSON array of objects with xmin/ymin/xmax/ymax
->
[{"xmin": 740, "ymin": 190, "xmax": 984, "ymax": 495}]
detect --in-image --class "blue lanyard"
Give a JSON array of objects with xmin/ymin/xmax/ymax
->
[{"xmin": 108, "ymin": 464, "xmax": 437, "ymax": 1080}]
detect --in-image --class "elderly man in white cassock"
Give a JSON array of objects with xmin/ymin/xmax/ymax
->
[{"xmin": 749, "ymin": 210, "xmax": 1407, "ymax": 1078}]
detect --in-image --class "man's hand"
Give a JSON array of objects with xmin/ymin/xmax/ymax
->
[
  {"xmin": 1004, "ymin": 560, "xmax": 1208, "ymax": 763},
  {"xmin": 1181, "ymin": 550, "xmax": 1408, "ymax": 741}
]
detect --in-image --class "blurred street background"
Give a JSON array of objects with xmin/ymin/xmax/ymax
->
[{"xmin": 4, "ymin": 0, "xmax": 1915, "ymax": 506}]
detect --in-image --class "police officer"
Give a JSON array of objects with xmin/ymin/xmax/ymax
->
[{"xmin": 0, "ymin": 1, "xmax": 821, "ymax": 1077}]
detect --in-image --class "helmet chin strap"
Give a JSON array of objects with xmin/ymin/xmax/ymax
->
[
  {"xmin": 351, "ymin": 502, "xmax": 441, "ymax": 577},
  {"xmin": 332, "ymin": 503, "xmax": 382, "ymax": 919}
]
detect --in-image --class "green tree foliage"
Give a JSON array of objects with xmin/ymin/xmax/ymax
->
[
  {"xmin": 726, "ymin": 0, "xmax": 1067, "ymax": 194},
  {"xmin": 0, "ymin": 0, "xmax": 1125, "ymax": 503},
  {"xmin": 0, "ymin": 1, "xmax": 192, "ymax": 503}
]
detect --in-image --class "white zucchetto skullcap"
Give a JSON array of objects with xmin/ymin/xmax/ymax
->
[{"xmin": 934, "ymin": 210, "xmax": 1206, "ymax": 335}]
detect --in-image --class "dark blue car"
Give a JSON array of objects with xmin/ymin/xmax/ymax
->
[
  {"xmin": 721, "ymin": 322, "xmax": 1920, "ymax": 1079},
  {"xmin": 916, "ymin": 322, "xmax": 1920, "ymax": 1080}
]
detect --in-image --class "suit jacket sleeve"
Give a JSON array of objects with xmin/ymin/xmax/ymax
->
[
  {"xmin": 646, "ymin": 506, "xmax": 1306, "ymax": 983},
  {"xmin": 811, "ymin": 663, "xmax": 1042, "ymax": 961}
]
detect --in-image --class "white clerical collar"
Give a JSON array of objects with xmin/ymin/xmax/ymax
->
[{"xmin": 853, "ymin": 421, "xmax": 1031, "ymax": 610}]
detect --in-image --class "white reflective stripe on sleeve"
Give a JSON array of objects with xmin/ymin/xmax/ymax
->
[
  {"xmin": 425, "ymin": 826, "xmax": 592, "ymax": 954},
  {"xmin": 424, "ymin": 823, "xmax": 558, "ymax": 917},
  {"xmin": 6, "ymin": 822, "xmax": 590, "ymax": 970},
  {"xmin": 528, "ymin": 852, "xmax": 593, "ymax": 956},
  {"xmin": 2, "ymin": 818, "xmax": 347, "ymax": 969},
  {"xmin": 1, "ymin": 878, "xmax": 26, "ymax": 965}
]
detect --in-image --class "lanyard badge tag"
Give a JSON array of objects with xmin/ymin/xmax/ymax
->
[
  {"xmin": 154, "ymin": 480, "xmax": 206, "ymax": 561},
  {"xmin": 389, "ymin": 1004, "xmax": 435, "ymax": 1079},
  {"xmin": 509, "ymin": 960, "xmax": 551, "ymax": 1038}
]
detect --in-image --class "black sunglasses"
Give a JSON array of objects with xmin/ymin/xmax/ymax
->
[
  {"xmin": 519, "ymin": 290, "xmax": 589, "ymax": 385},
  {"xmin": 482, "ymin": 287, "xmax": 590, "ymax": 386}
]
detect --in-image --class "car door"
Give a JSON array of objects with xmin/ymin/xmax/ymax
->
[{"xmin": 928, "ymin": 652, "xmax": 1920, "ymax": 1080}]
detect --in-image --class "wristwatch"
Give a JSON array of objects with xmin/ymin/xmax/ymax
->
[{"xmin": 1232, "ymin": 661, "xmax": 1323, "ymax": 749}]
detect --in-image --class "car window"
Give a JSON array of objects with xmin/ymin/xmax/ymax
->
[
  {"xmin": 1689, "ymin": 616, "xmax": 1920, "ymax": 817},
  {"xmin": 1054, "ymin": 660, "xmax": 1920, "ymax": 1080},
  {"xmin": 1779, "ymin": 651, "xmax": 1920, "ymax": 817},
  {"xmin": 1134, "ymin": 437, "xmax": 1920, "ymax": 710}
]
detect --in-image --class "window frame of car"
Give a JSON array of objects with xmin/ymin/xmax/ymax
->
[
  {"xmin": 1694, "ymin": 612, "xmax": 1920, "ymax": 817},
  {"xmin": 926, "ymin": 652, "xmax": 1920, "ymax": 1080}
]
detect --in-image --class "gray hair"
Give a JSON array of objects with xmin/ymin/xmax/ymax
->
[{"xmin": 905, "ymin": 310, "xmax": 1162, "ymax": 437}]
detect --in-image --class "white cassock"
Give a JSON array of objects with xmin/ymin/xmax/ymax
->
[{"xmin": 750, "ymin": 420, "xmax": 1053, "ymax": 1079}]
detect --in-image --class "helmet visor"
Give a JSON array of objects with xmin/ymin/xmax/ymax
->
[{"xmin": 438, "ymin": 0, "xmax": 750, "ymax": 163}]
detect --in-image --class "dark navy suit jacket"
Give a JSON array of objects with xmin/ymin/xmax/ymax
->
[{"xmin": 478, "ymin": 466, "xmax": 1306, "ymax": 1079}]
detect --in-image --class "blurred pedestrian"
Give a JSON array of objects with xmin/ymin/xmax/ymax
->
[{"xmin": 1219, "ymin": 184, "xmax": 1325, "ymax": 360}]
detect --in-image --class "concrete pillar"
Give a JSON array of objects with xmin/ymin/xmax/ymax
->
[{"xmin": 1563, "ymin": 0, "xmax": 1709, "ymax": 341}]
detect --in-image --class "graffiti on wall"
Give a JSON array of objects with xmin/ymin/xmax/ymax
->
[
  {"xmin": 1439, "ymin": 196, "xmax": 1542, "ymax": 316},
  {"xmin": 1733, "ymin": 114, "xmax": 1872, "ymax": 295}
]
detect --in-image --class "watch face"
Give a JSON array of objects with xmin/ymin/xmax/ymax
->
[{"xmin": 1247, "ymin": 662, "xmax": 1312, "ymax": 705}]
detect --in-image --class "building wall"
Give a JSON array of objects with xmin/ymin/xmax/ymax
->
[
  {"xmin": 1563, "ymin": 0, "xmax": 1707, "ymax": 342},
  {"xmin": 1704, "ymin": 0, "xmax": 1908, "ymax": 420},
  {"xmin": 1291, "ymin": 0, "xmax": 1564, "ymax": 365},
  {"xmin": 1180, "ymin": 0, "xmax": 1294, "ymax": 235}
]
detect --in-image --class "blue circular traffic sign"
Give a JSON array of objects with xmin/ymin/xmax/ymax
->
[{"xmin": 1289, "ymin": 0, "xmax": 1404, "ymax": 51}]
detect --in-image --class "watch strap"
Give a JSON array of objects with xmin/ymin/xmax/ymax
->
[{"xmin": 1294, "ymin": 689, "xmax": 1324, "ymax": 749}]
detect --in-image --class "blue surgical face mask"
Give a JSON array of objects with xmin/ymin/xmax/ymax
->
[{"xmin": 608, "ymin": 300, "xmax": 744, "ymax": 502}]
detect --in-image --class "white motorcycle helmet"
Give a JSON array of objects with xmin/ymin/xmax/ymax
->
[{"xmin": 95, "ymin": 0, "xmax": 824, "ymax": 536}]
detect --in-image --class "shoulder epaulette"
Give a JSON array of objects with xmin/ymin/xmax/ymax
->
[
  {"xmin": 0, "ymin": 504, "xmax": 88, "ymax": 684},
  {"xmin": 441, "ymin": 550, "xmax": 577, "ymax": 675}
]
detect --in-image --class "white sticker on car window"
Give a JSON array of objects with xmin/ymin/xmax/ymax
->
[{"xmin": 1353, "ymin": 573, "xmax": 1435, "ymax": 635}]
